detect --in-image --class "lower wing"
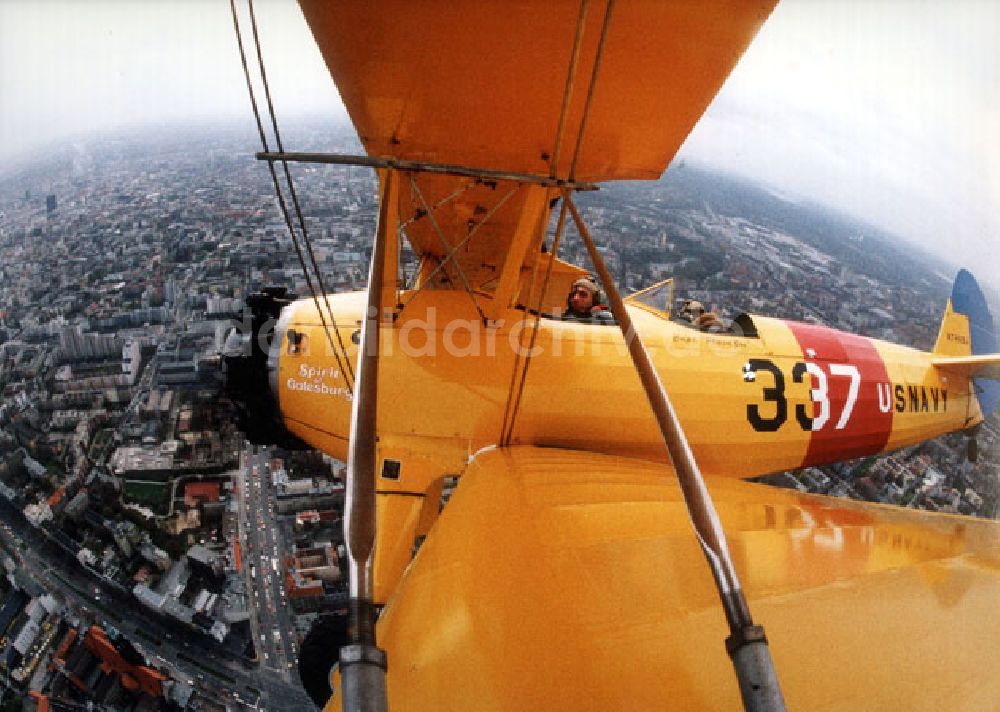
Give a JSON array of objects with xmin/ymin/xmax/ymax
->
[{"xmin": 334, "ymin": 446, "xmax": 1000, "ymax": 712}]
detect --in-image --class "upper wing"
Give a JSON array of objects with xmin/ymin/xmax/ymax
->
[
  {"xmin": 297, "ymin": 1, "xmax": 776, "ymax": 311},
  {"xmin": 298, "ymin": 0, "xmax": 775, "ymax": 182},
  {"xmin": 339, "ymin": 446, "xmax": 1000, "ymax": 712}
]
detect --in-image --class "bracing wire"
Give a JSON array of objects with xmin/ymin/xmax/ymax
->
[
  {"xmin": 569, "ymin": 0, "xmax": 616, "ymax": 182},
  {"xmin": 501, "ymin": 200, "xmax": 570, "ymax": 445},
  {"xmin": 549, "ymin": 0, "xmax": 590, "ymax": 179},
  {"xmin": 407, "ymin": 175, "xmax": 488, "ymax": 322},
  {"xmin": 396, "ymin": 178, "xmax": 485, "ymax": 299},
  {"xmin": 498, "ymin": 222, "xmax": 543, "ymax": 445},
  {"xmin": 398, "ymin": 179, "xmax": 479, "ymax": 233},
  {"xmin": 398, "ymin": 185, "xmax": 519, "ymax": 315},
  {"xmin": 246, "ymin": 0, "xmax": 356, "ymax": 388},
  {"xmin": 230, "ymin": 0, "xmax": 354, "ymax": 392},
  {"xmin": 247, "ymin": 0, "xmax": 354, "ymax": 389}
]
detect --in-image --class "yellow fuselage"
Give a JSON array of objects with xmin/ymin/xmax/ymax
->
[{"xmin": 274, "ymin": 290, "xmax": 977, "ymax": 475}]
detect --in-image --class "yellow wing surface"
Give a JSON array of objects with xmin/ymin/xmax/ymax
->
[
  {"xmin": 325, "ymin": 447, "xmax": 1000, "ymax": 712},
  {"xmin": 298, "ymin": 0, "xmax": 774, "ymax": 181},
  {"xmin": 297, "ymin": 1, "xmax": 776, "ymax": 310}
]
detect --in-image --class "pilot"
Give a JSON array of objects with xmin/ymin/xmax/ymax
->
[
  {"xmin": 680, "ymin": 299, "xmax": 726, "ymax": 332},
  {"xmin": 563, "ymin": 277, "xmax": 614, "ymax": 322}
]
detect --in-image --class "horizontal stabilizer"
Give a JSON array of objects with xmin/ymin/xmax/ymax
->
[{"xmin": 932, "ymin": 353, "xmax": 1000, "ymax": 380}]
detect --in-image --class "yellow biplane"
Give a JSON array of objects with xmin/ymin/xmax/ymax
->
[{"xmin": 225, "ymin": 1, "xmax": 1000, "ymax": 710}]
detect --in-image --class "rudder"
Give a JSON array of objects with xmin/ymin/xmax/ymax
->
[{"xmin": 942, "ymin": 270, "xmax": 999, "ymax": 416}]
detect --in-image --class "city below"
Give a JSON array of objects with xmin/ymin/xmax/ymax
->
[{"xmin": 0, "ymin": 123, "xmax": 997, "ymax": 711}]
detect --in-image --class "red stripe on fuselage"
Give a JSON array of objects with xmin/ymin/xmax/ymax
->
[{"xmin": 784, "ymin": 321, "xmax": 893, "ymax": 467}]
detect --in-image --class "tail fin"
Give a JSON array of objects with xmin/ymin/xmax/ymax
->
[
  {"xmin": 933, "ymin": 270, "xmax": 999, "ymax": 417},
  {"xmin": 933, "ymin": 296, "xmax": 973, "ymax": 357}
]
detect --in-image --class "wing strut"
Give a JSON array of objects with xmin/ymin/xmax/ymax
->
[
  {"xmin": 339, "ymin": 170, "xmax": 399, "ymax": 712},
  {"xmin": 563, "ymin": 191, "xmax": 787, "ymax": 712}
]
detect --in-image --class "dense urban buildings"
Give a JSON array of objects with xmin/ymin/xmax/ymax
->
[{"xmin": 0, "ymin": 124, "xmax": 996, "ymax": 709}]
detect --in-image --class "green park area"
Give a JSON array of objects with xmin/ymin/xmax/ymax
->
[{"xmin": 123, "ymin": 480, "xmax": 170, "ymax": 512}]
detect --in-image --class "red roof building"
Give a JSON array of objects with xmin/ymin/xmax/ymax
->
[
  {"xmin": 184, "ymin": 481, "xmax": 221, "ymax": 506},
  {"xmin": 83, "ymin": 626, "xmax": 166, "ymax": 698},
  {"xmin": 47, "ymin": 487, "xmax": 65, "ymax": 508}
]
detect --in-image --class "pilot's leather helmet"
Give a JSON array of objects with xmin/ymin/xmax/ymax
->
[
  {"xmin": 681, "ymin": 299, "xmax": 705, "ymax": 322},
  {"xmin": 571, "ymin": 277, "xmax": 599, "ymax": 296}
]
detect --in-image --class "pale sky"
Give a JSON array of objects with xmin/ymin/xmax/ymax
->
[
  {"xmin": 1, "ymin": 0, "xmax": 998, "ymax": 289},
  {"xmin": 683, "ymin": 0, "xmax": 1000, "ymax": 291}
]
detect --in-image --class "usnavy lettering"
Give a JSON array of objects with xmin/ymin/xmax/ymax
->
[
  {"xmin": 875, "ymin": 383, "xmax": 947, "ymax": 414},
  {"xmin": 285, "ymin": 363, "xmax": 352, "ymax": 401},
  {"xmin": 887, "ymin": 383, "xmax": 947, "ymax": 414}
]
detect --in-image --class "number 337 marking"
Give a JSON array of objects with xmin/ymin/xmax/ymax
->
[{"xmin": 745, "ymin": 359, "xmax": 860, "ymax": 433}]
